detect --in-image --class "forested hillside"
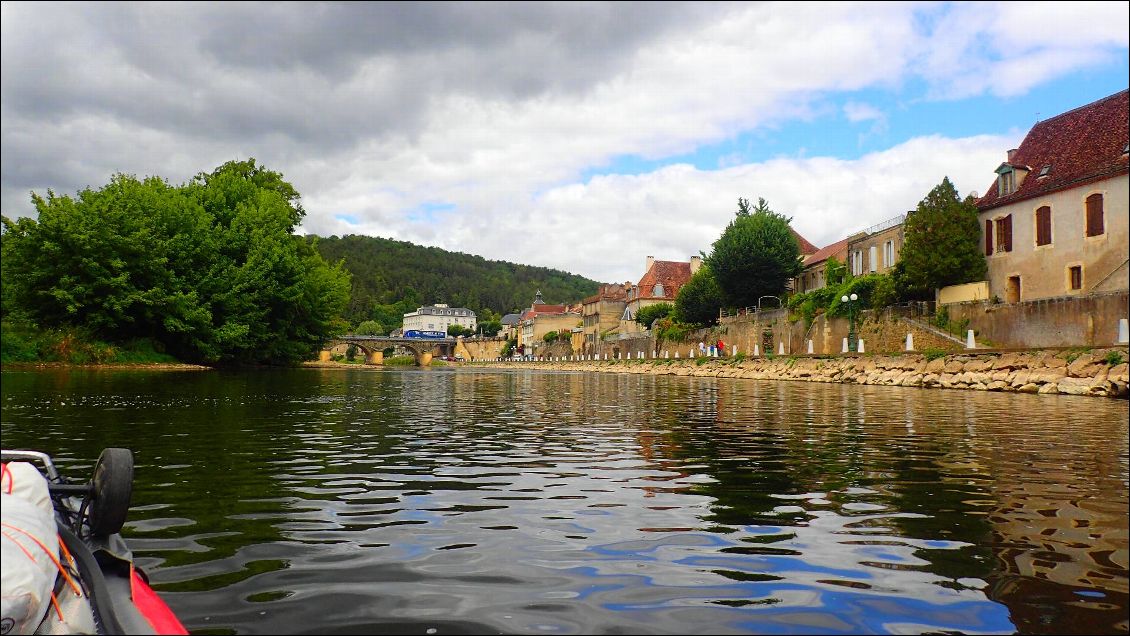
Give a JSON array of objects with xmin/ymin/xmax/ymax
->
[{"xmin": 310, "ymin": 234, "xmax": 602, "ymax": 327}]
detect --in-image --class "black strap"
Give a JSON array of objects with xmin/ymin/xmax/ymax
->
[{"xmin": 56, "ymin": 523, "xmax": 128, "ymax": 635}]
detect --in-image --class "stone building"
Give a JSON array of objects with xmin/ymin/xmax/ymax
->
[
  {"xmin": 581, "ymin": 282, "xmax": 632, "ymax": 354},
  {"xmin": 975, "ymin": 89, "xmax": 1128, "ymax": 302},
  {"xmin": 515, "ymin": 290, "xmax": 580, "ymax": 358},
  {"xmin": 795, "ymin": 238, "xmax": 850, "ymax": 293},
  {"xmin": 846, "ymin": 214, "xmax": 906, "ymax": 277},
  {"xmin": 621, "ymin": 256, "xmax": 701, "ymax": 333}
]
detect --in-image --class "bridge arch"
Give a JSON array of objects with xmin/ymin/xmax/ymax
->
[{"xmin": 321, "ymin": 335, "xmax": 454, "ymax": 366}]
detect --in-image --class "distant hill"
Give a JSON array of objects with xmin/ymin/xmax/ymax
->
[{"xmin": 309, "ymin": 234, "xmax": 602, "ymax": 326}]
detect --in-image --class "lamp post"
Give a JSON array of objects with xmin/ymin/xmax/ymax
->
[{"xmin": 841, "ymin": 292, "xmax": 859, "ymax": 352}]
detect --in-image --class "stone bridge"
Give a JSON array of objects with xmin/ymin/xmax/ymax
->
[{"xmin": 321, "ymin": 335, "xmax": 455, "ymax": 366}]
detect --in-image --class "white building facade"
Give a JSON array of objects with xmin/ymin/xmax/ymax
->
[{"xmin": 402, "ymin": 304, "xmax": 477, "ymax": 333}]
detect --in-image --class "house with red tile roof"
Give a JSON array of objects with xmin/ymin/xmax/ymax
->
[
  {"xmin": 795, "ymin": 237, "xmax": 850, "ymax": 293},
  {"xmin": 976, "ymin": 89, "xmax": 1128, "ymax": 302},
  {"xmin": 622, "ymin": 256, "xmax": 701, "ymax": 332},
  {"xmin": 515, "ymin": 290, "xmax": 581, "ymax": 358}
]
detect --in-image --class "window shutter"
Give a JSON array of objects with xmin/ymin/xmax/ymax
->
[
  {"xmin": 1002, "ymin": 215, "xmax": 1013, "ymax": 252},
  {"xmin": 1086, "ymin": 194, "xmax": 1104, "ymax": 236},
  {"xmin": 985, "ymin": 219, "xmax": 993, "ymax": 255},
  {"xmin": 1036, "ymin": 206, "xmax": 1051, "ymax": 246}
]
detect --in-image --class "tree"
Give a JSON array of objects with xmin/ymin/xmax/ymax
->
[
  {"xmin": 705, "ymin": 197, "xmax": 803, "ymax": 308},
  {"xmin": 354, "ymin": 320, "xmax": 384, "ymax": 335},
  {"xmin": 675, "ymin": 266, "xmax": 724, "ymax": 326},
  {"xmin": 1, "ymin": 159, "xmax": 350, "ymax": 365},
  {"xmin": 543, "ymin": 330, "xmax": 559, "ymax": 344},
  {"xmin": 634, "ymin": 302, "xmax": 673, "ymax": 328},
  {"xmin": 897, "ymin": 177, "xmax": 987, "ymax": 299},
  {"xmin": 478, "ymin": 320, "xmax": 502, "ymax": 337}
]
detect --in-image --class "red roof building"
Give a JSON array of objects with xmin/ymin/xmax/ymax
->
[{"xmin": 975, "ymin": 89, "xmax": 1128, "ymax": 303}]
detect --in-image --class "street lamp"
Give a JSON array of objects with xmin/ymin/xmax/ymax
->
[{"xmin": 841, "ymin": 292, "xmax": 859, "ymax": 352}]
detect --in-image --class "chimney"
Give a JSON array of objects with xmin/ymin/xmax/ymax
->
[
  {"xmin": 689, "ymin": 255, "xmax": 702, "ymax": 275},
  {"xmin": 1006, "ymin": 148, "xmax": 1018, "ymax": 163},
  {"xmin": 645, "ymin": 256, "xmax": 655, "ymax": 272}
]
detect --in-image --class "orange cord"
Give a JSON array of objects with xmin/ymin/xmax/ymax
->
[
  {"xmin": 2, "ymin": 528, "xmax": 65, "ymax": 621},
  {"xmin": 1, "ymin": 522, "xmax": 81, "ymax": 596}
]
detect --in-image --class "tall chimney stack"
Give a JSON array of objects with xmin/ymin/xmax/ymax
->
[
  {"xmin": 1006, "ymin": 148, "xmax": 1018, "ymax": 163},
  {"xmin": 689, "ymin": 255, "xmax": 702, "ymax": 275},
  {"xmin": 645, "ymin": 256, "xmax": 655, "ymax": 272}
]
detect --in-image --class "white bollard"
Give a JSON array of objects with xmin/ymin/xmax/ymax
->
[
  {"xmin": 858, "ymin": 339, "xmax": 865, "ymax": 353},
  {"xmin": 807, "ymin": 339, "xmax": 813, "ymax": 354},
  {"xmin": 675, "ymin": 351, "xmax": 680, "ymax": 359},
  {"xmin": 906, "ymin": 333, "xmax": 914, "ymax": 351},
  {"xmin": 842, "ymin": 337, "xmax": 849, "ymax": 353},
  {"xmin": 753, "ymin": 344, "xmax": 759, "ymax": 357},
  {"xmin": 732, "ymin": 345, "xmax": 737, "ymax": 356},
  {"xmin": 690, "ymin": 349, "xmax": 695, "ymax": 358},
  {"xmin": 778, "ymin": 342, "xmax": 785, "ymax": 355},
  {"xmin": 1119, "ymin": 318, "xmax": 1128, "ymax": 344},
  {"xmin": 966, "ymin": 329, "xmax": 976, "ymax": 349}
]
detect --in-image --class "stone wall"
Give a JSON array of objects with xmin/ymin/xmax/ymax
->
[
  {"xmin": 458, "ymin": 336, "xmax": 508, "ymax": 361},
  {"xmin": 946, "ymin": 290, "xmax": 1128, "ymax": 348},
  {"xmin": 479, "ymin": 347, "xmax": 1129, "ymax": 399}
]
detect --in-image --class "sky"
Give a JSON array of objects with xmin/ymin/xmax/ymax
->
[{"xmin": 2, "ymin": 2, "xmax": 1127, "ymax": 285}]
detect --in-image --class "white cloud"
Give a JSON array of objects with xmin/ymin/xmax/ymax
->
[
  {"xmin": 321, "ymin": 132, "xmax": 1021, "ymax": 284},
  {"xmin": 1, "ymin": 2, "xmax": 1123, "ymax": 297}
]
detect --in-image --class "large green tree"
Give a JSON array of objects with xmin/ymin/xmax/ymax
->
[
  {"xmin": 1, "ymin": 159, "xmax": 350, "ymax": 364},
  {"xmin": 705, "ymin": 197, "xmax": 803, "ymax": 308},
  {"xmin": 897, "ymin": 177, "xmax": 987, "ymax": 299},
  {"xmin": 674, "ymin": 266, "xmax": 724, "ymax": 326}
]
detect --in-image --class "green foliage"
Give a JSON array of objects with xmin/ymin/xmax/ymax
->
[
  {"xmin": 653, "ymin": 317, "xmax": 692, "ymax": 342},
  {"xmin": 897, "ymin": 177, "xmax": 987, "ymax": 298},
  {"xmin": 478, "ymin": 320, "xmax": 502, "ymax": 337},
  {"xmin": 933, "ymin": 306, "xmax": 950, "ymax": 330},
  {"xmin": 634, "ymin": 302, "xmax": 674, "ymax": 328},
  {"xmin": 309, "ymin": 234, "xmax": 601, "ymax": 326},
  {"xmin": 447, "ymin": 324, "xmax": 474, "ymax": 337},
  {"xmin": 501, "ymin": 336, "xmax": 517, "ymax": 358},
  {"xmin": 354, "ymin": 320, "xmax": 384, "ymax": 335},
  {"xmin": 345, "ymin": 344, "xmax": 358, "ymax": 361},
  {"xmin": 543, "ymin": 330, "xmax": 559, "ymax": 344},
  {"xmin": 923, "ymin": 347, "xmax": 948, "ymax": 362},
  {"xmin": 1104, "ymin": 350, "xmax": 1124, "ymax": 366},
  {"xmin": 1, "ymin": 320, "xmax": 178, "ymax": 364},
  {"xmin": 1, "ymin": 159, "xmax": 351, "ymax": 365},
  {"xmin": 705, "ymin": 197, "xmax": 803, "ymax": 308},
  {"xmin": 823, "ymin": 257, "xmax": 847, "ymax": 287},
  {"xmin": 675, "ymin": 266, "xmax": 724, "ymax": 326},
  {"xmin": 790, "ymin": 274, "xmax": 897, "ymax": 325}
]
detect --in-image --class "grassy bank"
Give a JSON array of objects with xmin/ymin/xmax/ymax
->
[{"xmin": 1, "ymin": 321, "xmax": 181, "ymax": 365}]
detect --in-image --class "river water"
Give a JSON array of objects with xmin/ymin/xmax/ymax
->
[{"xmin": 1, "ymin": 367, "xmax": 1126, "ymax": 635}]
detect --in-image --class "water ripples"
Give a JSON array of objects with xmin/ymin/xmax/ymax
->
[{"xmin": 2, "ymin": 367, "xmax": 1127, "ymax": 634}]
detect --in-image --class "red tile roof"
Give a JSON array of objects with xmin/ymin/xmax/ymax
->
[
  {"xmin": 802, "ymin": 237, "xmax": 850, "ymax": 268},
  {"xmin": 520, "ymin": 304, "xmax": 567, "ymax": 320},
  {"xmin": 792, "ymin": 228, "xmax": 819, "ymax": 255},
  {"xmin": 635, "ymin": 260, "xmax": 693, "ymax": 300},
  {"xmin": 977, "ymin": 90, "xmax": 1129, "ymax": 211},
  {"xmin": 583, "ymin": 283, "xmax": 632, "ymax": 305}
]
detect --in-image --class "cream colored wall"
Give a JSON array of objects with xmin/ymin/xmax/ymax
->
[
  {"xmin": 979, "ymin": 174, "xmax": 1129, "ymax": 301},
  {"xmin": 847, "ymin": 225, "xmax": 903, "ymax": 275},
  {"xmin": 938, "ymin": 281, "xmax": 990, "ymax": 305},
  {"xmin": 525, "ymin": 313, "xmax": 582, "ymax": 357}
]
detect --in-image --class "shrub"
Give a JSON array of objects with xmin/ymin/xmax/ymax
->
[
  {"xmin": 923, "ymin": 347, "xmax": 947, "ymax": 362},
  {"xmin": 1105, "ymin": 350, "xmax": 1124, "ymax": 366}
]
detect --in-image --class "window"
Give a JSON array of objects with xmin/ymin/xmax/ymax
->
[
  {"xmin": 883, "ymin": 240, "xmax": 894, "ymax": 268},
  {"xmin": 1035, "ymin": 206, "xmax": 1052, "ymax": 246},
  {"xmin": 994, "ymin": 215, "xmax": 1013, "ymax": 253},
  {"xmin": 1086, "ymin": 193, "xmax": 1104, "ymax": 236},
  {"xmin": 985, "ymin": 219, "xmax": 993, "ymax": 256},
  {"xmin": 868, "ymin": 246, "xmax": 877, "ymax": 272},
  {"xmin": 998, "ymin": 170, "xmax": 1015, "ymax": 196},
  {"xmin": 852, "ymin": 250, "xmax": 863, "ymax": 275},
  {"xmin": 1069, "ymin": 266, "xmax": 1082, "ymax": 291},
  {"xmin": 653, "ymin": 283, "xmax": 664, "ymax": 297},
  {"xmin": 1038, "ymin": 165, "xmax": 1051, "ymax": 178}
]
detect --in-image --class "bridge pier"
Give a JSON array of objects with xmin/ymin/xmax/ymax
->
[
  {"xmin": 319, "ymin": 350, "xmax": 332, "ymax": 362},
  {"xmin": 367, "ymin": 351, "xmax": 384, "ymax": 365},
  {"xmin": 416, "ymin": 351, "xmax": 433, "ymax": 367}
]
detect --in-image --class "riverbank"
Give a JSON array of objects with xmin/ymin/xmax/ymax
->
[
  {"xmin": 472, "ymin": 347, "xmax": 1129, "ymax": 399},
  {"xmin": 1, "ymin": 361, "xmax": 212, "ymax": 371}
]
